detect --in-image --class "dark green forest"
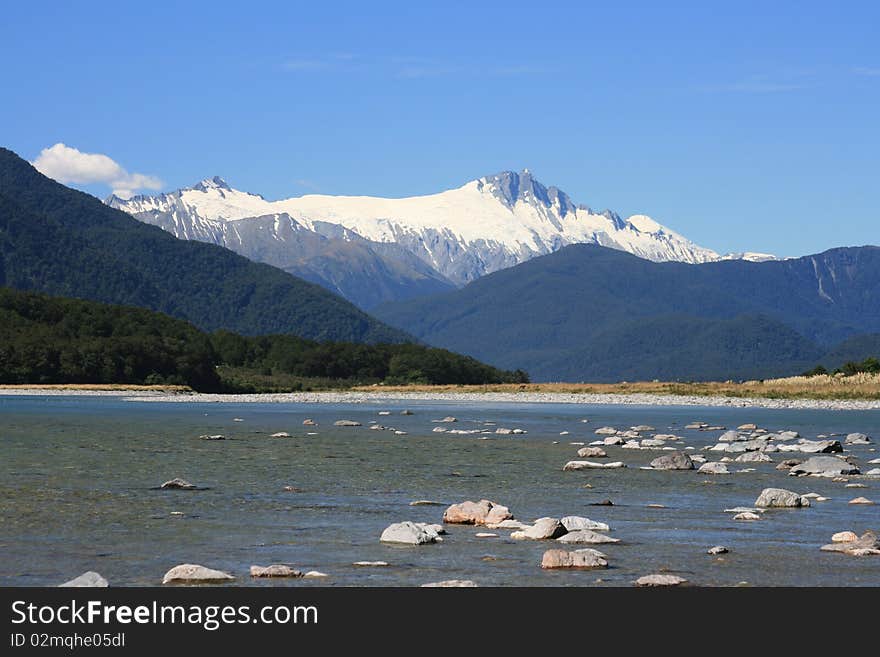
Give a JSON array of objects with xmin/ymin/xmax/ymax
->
[
  {"xmin": 0, "ymin": 287, "xmax": 527, "ymax": 391},
  {"xmin": 0, "ymin": 147, "xmax": 406, "ymax": 343}
]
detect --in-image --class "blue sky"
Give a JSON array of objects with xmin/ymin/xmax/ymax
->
[{"xmin": 2, "ymin": 0, "xmax": 877, "ymax": 257}]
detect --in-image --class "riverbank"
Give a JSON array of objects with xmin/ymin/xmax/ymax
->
[{"xmin": 3, "ymin": 386, "xmax": 880, "ymax": 409}]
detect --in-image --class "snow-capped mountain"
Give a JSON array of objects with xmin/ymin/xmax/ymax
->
[{"xmin": 107, "ymin": 170, "xmax": 747, "ymax": 304}]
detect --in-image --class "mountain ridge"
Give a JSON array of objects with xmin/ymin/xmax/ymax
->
[
  {"xmin": 0, "ymin": 147, "xmax": 408, "ymax": 343},
  {"xmin": 107, "ymin": 169, "xmax": 744, "ymax": 307},
  {"xmin": 372, "ymin": 243, "xmax": 880, "ymax": 382}
]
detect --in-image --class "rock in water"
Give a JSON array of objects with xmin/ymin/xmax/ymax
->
[
  {"xmin": 59, "ymin": 571, "xmax": 108, "ymax": 587},
  {"xmin": 303, "ymin": 419, "xmax": 317, "ymax": 425},
  {"xmin": 557, "ymin": 530, "xmax": 620, "ymax": 545},
  {"xmin": 577, "ymin": 446, "xmax": 607, "ymax": 458},
  {"xmin": 443, "ymin": 500, "xmax": 513, "ymax": 525},
  {"xmin": 162, "ymin": 564, "xmax": 235, "ymax": 584},
  {"xmin": 560, "ymin": 516, "xmax": 610, "ymax": 532},
  {"xmin": 380, "ymin": 521, "xmax": 441, "ymax": 545},
  {"xmin": 848, "ymin": 497, "xmax": 874, "ymax": 505},
  {"xmin": 698, "ymin": 462, "xmax": 730, "ymax": 474},
  {"xmin": 820, "ymin": 531, "xmax": 880, "ymax": 555},
  {"xmin": 270, "ymin": 432, "xmax": 291, "ymax": 438},
  {"xmin": 510, "ymin": 517, "xmax": 566, "ymax": 540},
  {"xmin": 754, "ymin": 488, "xmax": 810, "ymax": 508},
  {"xmin": 161, "ymin": 478, "xmax": 196, "ymax": 490},
  {"xmin": 649, "ymin": 451, "xmax": 694, "ymax": 470},
  {"xmin": 563, "ymin": 460, "xmax": 626, "ymax": 470},
  {"xmin": 707, "ymin": 546, "xmax": 729, "ymax": 555},
  {"xmin": 831, "ymin": 531, "xmax": 859, "ymax": 543},
  {"xmin": 421, "ymin": 580, "xmax": 478, "ymax": 587},
  {"xmin": 735, "ymin": 452, "xmax": 773, "ymax": 463},
  {"xmin": 200, "ymin": 434, "xmax": 225, "ymax": 440},
  {"xmin": 333, "ymin": 420, "xmax": 361, "ymax": 427},
  {"xmin": 634, "ymin": 574, "xmax": 687, "ymax": 587},
  {"xmin": 788, "ymin": 456, "xmax": 860, "ymax": 477},
  {"xmin": 250, "ymin": 565, "xmax": 302, "ymax": 578},
  {"xmin": 541, "ymin": 548, "xmax": 608, "ymax": 569},
  {"xmin": 845, "ymin": 433, "xmax": 871, "ymax": 445}
]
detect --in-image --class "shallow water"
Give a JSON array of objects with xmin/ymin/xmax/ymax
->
[{"xmin": 1, "ymin": 395, "xmax": 878, "ymax": 587}]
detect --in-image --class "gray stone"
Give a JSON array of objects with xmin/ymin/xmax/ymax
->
[
  {"xmin": 754, "ymin": 488, "xmax": 810, "ymax": 508},
  {"xmin": 735, "ymin": 451, "xmax": 773, "ymax": 463},
  {"xmin": 577, "ymin": 446, "xmax": 607, "ymax": 458},
  {"xmin": 845, "ymin": 433, "xmax": 871, "ymax": 445},
  {"xmin": 649, "ymin": 451, "xmax": 694, "ymax": 470},
  {"xmin": 563, "ymin": 460, "xmax": 625, "ymax": 470},
  {"xmin": 634, "ymin": 574, "xmax": 687, "ymax": 587},
  {"xmin": 511, "ymin": 517, "xmax": 566, "ymax": 540},
  {"xmin": 162, "ymin": 564, "xmax": 235, "ymax": 584},
  {"xmin": 560, "ymin": 516, "xmax": 610, "ymax": 532},
  {"xmin": 161, "ymin": 478, "xmax": 196, "ymax": 490},
  {"xmin": 421, "ymin": 580, "xmax": 478, "ymax": 587},
  {"xmin": 707, "ymin": 546, "xmax": 729, "ymax": 555},
  {"xmin": 788, "ymin": 456, "xmax": 860, "ymax": 477},
  {"xmin": 380, "ymin": 521, "xmax": 441, "ymax": 544},
  {"xmin": 59, "ymin": 571, "xmax": 108, "ymax": 587},
  {"xmin": 820, "ymin": 531, "xmax": 880, "ymax": 555},
  {"xmin": 698, "ymin": 462, "xmax": 730, "ymax": 474},
  {"xmin": 333, "ymin": 420, "xmax": 362, "ymax": 427},
  {"xmin": 557, "ymin": 530, "xmax": 620, "ymax": 545},
  {"xmin": 541, "ymin": 548, "xmax": 608, "ymax": 569},
  {"xmin": 250, "ymin": 565, "xmax": 302, "ymax": 578}
]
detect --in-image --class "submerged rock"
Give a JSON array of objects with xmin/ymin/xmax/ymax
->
[
  {"xmin": 820, "ymin": 531, "xmax": 880, "ymax": 555},
  {"xmin": 707, "ymin": 546, "xmax": 729, "ymax": 555},
  {"xmin": 443, "ymin": 500, "xmax": 513, "ymax": 526},
  {"xmin": 541, "ymin": 548, "xmax": 608, "ymax": 569},
  {"xmin": 333, "ymin": 420, "xmax": 361, "ymax": 427},
  {"xmin": 698, "ymin": 462, "xmax": 730, "ymax": 475},
  {"xmin": 250, "ymin": 565, "xmax": 302, "ymax": 578},
  {"xmin": 59, "ymin": 571, "xmax": 108, "ymax": 587},
  {"xmin": 848, "ymin": 497, "xmax": 874, "ymax": 505},
  {"xmin": 200, "ymin": 434, "xmax": 225, "ymax": 440},
  {"xmin": 634, "ymin": 574, "xmax": 687, "ymax": 587},
  {"xmin": 845, "ymin": 433, "xmax": 871, "ymax": 445},
  {"xmin": 161, "ymin": 478, "xmax": 196, "ymax": 490},
  {"xmin": 649, "ymin": 451, "xmax": 694, "ymax": 470},
  {"xmin": 755, "ymin": 488, "xmax": 810, "ymax": 508},
  {"xmin": 735, "ymin": 451, "xmax": 773, "ymax": 463},
  {"xmin": 270, "ymin": 432, "xmax": 291, "ymax": 438},
  {"xmin": 557, "ymin": 530, "xmax": 619, "ymax": 545},
  {"xmin": 560, "ymin": 516, "xmax": 610, "ymax": 532},
  {"xmin": 563, "ymin": 460, "xmax": 625, "ymax": 470},
  {"xmin": 162, "ymin": 564, "xmax": 235, "ymax": 584},
  {"xmin": 788, "ymin": 456, "xmax": 860, "ymax": 477},
  {"xmin": 577, "ymin": 446, "xmax": 607, "ymax": 458},
  {"xmin": 421, "ymin": 580, "xmax": 478, "ymax": 587},
  {"xmin": 733, "ymin": 512, "xmax": 762, "ymax": 521}
]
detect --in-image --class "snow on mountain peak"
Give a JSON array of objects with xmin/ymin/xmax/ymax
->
[
  {"xmin": 192, "ymin": 176, "xmax": 231, "ymax": 192},
  {"xmin": 108, "ymin": 170, "xmax": 749, "ymax": 285}
]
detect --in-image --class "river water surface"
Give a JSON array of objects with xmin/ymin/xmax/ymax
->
[{"xmin": 1, "ymin": 395, "xmax": 878, "ymax": 586}]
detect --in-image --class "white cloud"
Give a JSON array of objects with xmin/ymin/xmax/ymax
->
[{"xmin": 32, "ymin": 143, "xmax": 162, "ymax": 199}]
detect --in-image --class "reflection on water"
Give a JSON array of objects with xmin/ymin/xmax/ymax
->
[{"xmin": 0, "ymin": 396, "xmax": 878, "ymax": 586}]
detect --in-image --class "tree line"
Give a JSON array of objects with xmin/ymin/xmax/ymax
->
[{"xmin": 0, "ymin": 287, "xmax": 528, "ymax": 390}]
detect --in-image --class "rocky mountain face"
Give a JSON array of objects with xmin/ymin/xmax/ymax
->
[{"xmin": 108, "ymin": 170, "xmax": 733, "ymax": 307}]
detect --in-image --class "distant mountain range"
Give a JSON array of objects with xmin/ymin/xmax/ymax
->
[
  {"xmin": 108, "ymin": 170, "xmax": 774, "ymax": 309},
  {"xmin": 373, "ymin": 244, "xmax": 880, "ymax": 382},
  {"xmin": 0, "ymin": 148, "xmax": 406, "ymax": 343}
]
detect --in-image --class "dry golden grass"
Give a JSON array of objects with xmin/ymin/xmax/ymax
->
[
  {"xmin": 352, "ymin": 375, "xmax": 880, "ymax": 400},
  {"xmin": 0, "ymin": 383, "xmax": 192, "ymax": 392}
]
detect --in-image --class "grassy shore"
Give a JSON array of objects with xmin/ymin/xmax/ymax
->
[
  {"xmin": 352, "ymin": 372, "xmax": 880, "ymax": 401},
  {"xmin": 4, "ymin": 372, "xmax": 880, "ymax": 401}
]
